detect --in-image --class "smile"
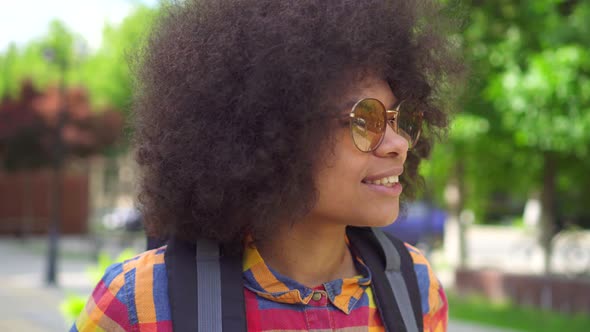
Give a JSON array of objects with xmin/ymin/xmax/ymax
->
[
  {"xmin": 362, "ymin": 174, "xmax": 403, "ymax": 196},
  {"xmin": 362, "ymin": 175, "xmax": 399, "ymax": 187}
]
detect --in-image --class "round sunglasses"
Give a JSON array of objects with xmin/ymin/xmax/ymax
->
[{"xmin": 348, "ymin": 98, "xmax": 423, "ymax": 152}]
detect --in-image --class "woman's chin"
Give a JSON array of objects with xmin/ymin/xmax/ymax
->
[
  {"xmin": 373, "ymin": 206, "xmax": 400, "ymax": 227},
  {"xmin": 349, "ymin": 209, "xmax": 399, "ymax": 228}
]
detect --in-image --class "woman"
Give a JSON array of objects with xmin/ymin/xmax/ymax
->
[{"xmin": 72, "ymin": 0, "xmax": 461, "ymax": 331}]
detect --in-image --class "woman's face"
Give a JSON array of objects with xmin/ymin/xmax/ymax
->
[{"xmin": 309, "ymin": 76, "xmax": 409, "ymax": 228}]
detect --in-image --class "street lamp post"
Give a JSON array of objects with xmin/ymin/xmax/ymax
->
[
  {"xmin": 43, "ymin": 39, "xmax": 88, "ymax": 286},
  {"xmin": 43, "ymin": 48, "xmax": 67, "ymax": 286}
]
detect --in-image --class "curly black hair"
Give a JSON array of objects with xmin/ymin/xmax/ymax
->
[{"xmin": 133, "ymin": 0, "xmax": 462, "ymax": 247}]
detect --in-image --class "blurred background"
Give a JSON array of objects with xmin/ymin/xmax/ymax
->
[{"xmin": 0, "ymin": 0, "xmax": 589, "ymax": 331}]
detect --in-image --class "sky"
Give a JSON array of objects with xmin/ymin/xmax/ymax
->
[{"xmin": 0, "ymin": 0, "xmax": 158, "ymax": 52}]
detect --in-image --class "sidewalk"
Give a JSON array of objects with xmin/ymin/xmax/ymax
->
[
  {"xmin": 0, "ymin": 235, "xmax": 145, "ymax": 331},
  {"xmin": 0, "ymin": 238, "xmax": 93, "ymax": 331},
  {"xmin": 449, "ymin": 321, "xmax": 521, "ymax": 332},
  {"xmin": 0, "ymin": 236, "xmax": 521, "ymax": 332}
]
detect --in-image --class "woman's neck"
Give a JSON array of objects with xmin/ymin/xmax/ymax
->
[{"xmin": 256, "ymin": 221, "xmax": 358, "ymax": 288}]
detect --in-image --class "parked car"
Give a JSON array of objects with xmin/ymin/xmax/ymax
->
[
  {"xmin": 101, "ymin": 207, "xmax": 143, "ymax": 232},
  {"xmin": 381, "ymin": 201, "xmax": 446, "ymax": 251}
]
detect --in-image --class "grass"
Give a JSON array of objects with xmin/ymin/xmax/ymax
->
[{"xmin": 448, "ymin": 292, "xmax": 590, "ymax": 332}]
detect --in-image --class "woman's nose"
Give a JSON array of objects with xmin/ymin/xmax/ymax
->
[{"xmin": 374, "ymin": 123, "xmax": 409, "ymax": 158}]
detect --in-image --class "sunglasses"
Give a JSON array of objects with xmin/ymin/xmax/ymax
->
[{"xmin": 348, "ymin": 98, "xmax": 423, "ymax": 152}]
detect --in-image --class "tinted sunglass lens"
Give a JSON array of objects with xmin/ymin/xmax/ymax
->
[
  {"xmin": 397, "ymin": 100, "xmax": 422, "ymax": 148},
  {"xmin": 350, "ymin": 98, "xmax": 386, "ymax": 152}
]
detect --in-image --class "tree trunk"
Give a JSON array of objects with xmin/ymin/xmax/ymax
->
[
  {"xmin": 19, "ymin": 172, "xmax": 34, "ymax": 238},
  {"xmin": 88, "ymin": 156, "xmax": 106, "ymax": 260},
  {"xmin": 456, "ymin": 157, "xmax": 467, "ymax": 267},
  {"xmin": 540, "ymin": 151, "xmax": 557, "ymax": 275},
  {"xmin": 444, "ymin": 155, "xmax": 467, "ymax": 268}
]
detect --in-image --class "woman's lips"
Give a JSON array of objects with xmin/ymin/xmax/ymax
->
[{"xmin": 363, "ymin": 181, "xmax": 403, "ymax": 196}]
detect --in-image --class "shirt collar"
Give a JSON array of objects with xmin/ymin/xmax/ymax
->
[{"xmin": 241, "ymin": 239, "xmax": 372, "ymax": 314}]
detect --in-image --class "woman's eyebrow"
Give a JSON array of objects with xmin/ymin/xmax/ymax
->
[{"xmin": 343, "ymin": 99, "xmax": 357, "ymax": 111}]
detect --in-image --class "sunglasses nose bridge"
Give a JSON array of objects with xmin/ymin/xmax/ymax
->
[
  {"xmin": 385, "ymin": 110, "xmax": 399, "ymax": 132},
  {"xmin": 387, "ymin": 120, "xmax": 398, "ymax": 135}
]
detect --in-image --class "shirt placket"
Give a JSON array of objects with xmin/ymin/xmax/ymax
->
[{"xmin": 304, "ymin": 289, "xmax": 334, "ymax": 331}]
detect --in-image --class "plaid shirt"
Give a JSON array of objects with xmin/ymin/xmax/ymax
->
[{"xmin": 72, "ymin": 241, "xmax": 447, "ymax": 332}]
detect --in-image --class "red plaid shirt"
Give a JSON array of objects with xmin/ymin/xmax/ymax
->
[{"xmin": 72, "ymin": 242, "xmax": 447, "ymax": 331}]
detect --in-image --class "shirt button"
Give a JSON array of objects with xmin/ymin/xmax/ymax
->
[{"xmin": 312, "ymin": 291, "xmax": 323, "ymax": 301}]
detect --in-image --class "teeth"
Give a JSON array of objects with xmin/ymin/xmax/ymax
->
[{"xmin": 365, "ymin": 175, "xmax": 399, "ymax": 185}]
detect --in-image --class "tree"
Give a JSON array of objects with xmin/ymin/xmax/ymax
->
[
  {"xmin": 424, "ymin": 0, "xmax": 590, "ymax": 272},
  {"xmin": 78, "ymin": 5, "xmax": 157, "ymax": 113},
  {"xmin": 0, "ymin": 79, "xmax": 124, "ymax": 284},
  {"xmin": 477, "ymin": 0, "xmax": 589, "ymax": 272},
  {"xmin": 0, "ymin": 19, "xmax": 129, "ymax": 284},
  {"xmin": 0, "ymin": 81, "xmax": 124, "ymax": 170},
  {"xmin": 1, "ymin": 5, "xmax": 158, "ymax": 115}
]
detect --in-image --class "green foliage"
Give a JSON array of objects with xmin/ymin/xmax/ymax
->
[
  {"xmin": 87, "ymin": 248, "xmax": 137, "ymax": 283},
  {"xmin": 487, "ymin": 45, "xmax": 590, "ymax": 156},
  {"xmin": 0, "ymin": 5, "xmax": 157, "ymax": 112},
  {"xmin": 78, "ymin": 6, "xmax": 157, "ymax": 112},
  {"xmin": 0, "ymin": 5, "xmax": 158, "ymax": 160},
  {"xmin": 60, "ymin": 294, "xmax": 87, "ymax": 324},
  {"xmin": 42, "ymin": 21, "xmax": 78, "ymax": 69},
  {"xmin": 465, "ymin": 0, "xmax": 590, "ymax": 153},
  {"xmin": 424, "ymin": 0, "xmax": 590, "ymax": 225},
  {"xmin": 0, "ymin": 21, "xmax": 84, "ymax": 99}
]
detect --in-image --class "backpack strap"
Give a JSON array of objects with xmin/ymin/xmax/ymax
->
[
  {"xmin": 166, "ymin": 229, "xmax": 421, "ymax": 332},
  {"xmin": 347, "ymin": 227, "xmax": 423, "ymax": 332},
  {"xmin": 196, "ymin": 239, "xmax": 223, "ymax": 332},
  {"xmin": 218, "ymin": 245, "xmax": 247, "ymax": 331},
  {"xmin": 165, "ymin": 238, "xmax": 199, "ymax": 331},
  {"xmin": 375, "ymin": 228, "xmax": 423, "ymax": 332},
  {"xmin": 165, "ymin": 238, "xmax": 247, "ymax": 332}
]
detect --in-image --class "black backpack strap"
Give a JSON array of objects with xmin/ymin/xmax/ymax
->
[
  {"xmin": 219, "ymin": 248, "xmax": 247, "ymax": 331},
  {"xmin": 165, "ymin": 238, "xmax": 199, "ymax": 331},
  {"xmin": 347, "ymin": 227, "xmax": 423, "ymax": 332},
  {"xmin": 165, "ymin": 238, "xmax": 247, "ymax": 332},
  {"xmin": 374, "ymin": 228, "xmax": 422, "ymax": 332}
]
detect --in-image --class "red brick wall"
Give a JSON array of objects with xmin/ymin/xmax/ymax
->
[
  {"xmin": 455, "ymin": 268, "xmax": 590, "ymax": 314},
  {"xmin": 0, "ymin": 167, "xmax": 89, "ymax": 234}
]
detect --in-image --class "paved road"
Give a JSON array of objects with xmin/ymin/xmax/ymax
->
[{"xmin": 0, "ymin": 236, "xmax": 521, "ymax": 332}]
